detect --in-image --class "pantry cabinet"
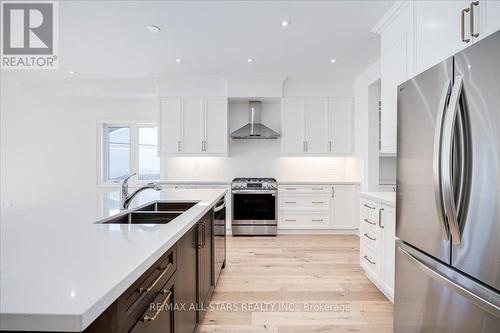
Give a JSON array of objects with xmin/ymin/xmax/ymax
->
[
  {"xmin": 281, "ymin": 97, "xmax": 354, "ymax": 155},
  {"xmin": 159, "ymin": 96, "xmax": 227, "ymax": 156},
  {"xmin": 376, "ymin": 0, "xmax": 500, "ymax": 155}
]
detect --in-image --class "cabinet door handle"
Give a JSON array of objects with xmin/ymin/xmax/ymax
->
[
  {"xmin": 202, "ymin": 221, "xmax": 206, "ymax": 247},
  {"xmin": 329, "ymin": 140, "xmax": 332, "ymax": 152},
  {"xmin": 284, "ymin": 201, "xmax": 297, "ymax": 204},
  {"xmin": 470, "ymin": 1, "xmax": 479, "ymax": 38},
  {"xmin": 364, "ymin": 218, "xmax": 376, "ymax": 226},
  {"xmin": 284, "ymin": 218, "xmax": 297, "ymax": 222},
  {"xmin": 142, "ymin": 290, "xmax": 172, "ymax": 322},
  {"xmin": 461, "ymin": 7, "xmax": 471, "ymax": 43},
  {"xmin": 312, "ymin": 201, "xmax": 324, "ymax": 204},
  {"xmin": 312, "ymin": 219, "xmax": 324, "ymax": 222},
  {"xmin": 311, "ymin": 188, "xmax": 324, "ymax": 190},
  {"xmin": 303, "ymin": 141, "xmax": 306, "ymax": 152},
  {"xmin": 363, "ymin": 255, "xmax": 376, "ymax": 265},
  {"xmin": 306, "ymin": 141, "xmax": 308, "ymax": 152},
  {"xmin": 177, "ymin": 140, "xmax": 182, "ymax": 152},
  {"xmin": 364, "ymin": 233, "xmax": 376, "ymax": 241},
  {"xmin": 363, "ymin": 203, "xmax": 376, "ymax": 210},
  {"xmin": 378, "ymin": 207, "xmax": 385, "ymax": 229},
  {"xmin": 138, "ymin": 262, "xmax": 173, "ymax": 293},
  {"xmin": 285, "ymin": 187, "xmax": 297, "ymax": 191}
]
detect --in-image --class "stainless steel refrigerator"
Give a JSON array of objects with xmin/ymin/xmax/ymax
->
[{"xmin": 395, "ymin": 30, "xmax": 500, "ymax": 332}]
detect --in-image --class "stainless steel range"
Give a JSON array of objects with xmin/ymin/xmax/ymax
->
[{"xmin": 231, "ymin": 178, "xmax": 277, "ymax": 236}]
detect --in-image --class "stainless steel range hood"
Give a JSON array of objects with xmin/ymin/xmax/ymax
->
[{"xmin": 230, "ymin": 101, "xmax": 280, "ymax": 139}]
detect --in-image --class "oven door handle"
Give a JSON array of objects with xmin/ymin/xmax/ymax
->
[{"xmin": 232, "ymin": 190, "xmax": 277, "ymax": 194}]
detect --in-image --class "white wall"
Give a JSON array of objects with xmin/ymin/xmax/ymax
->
[
  {"xmin": 161, "ymin": 101, "xmax": 360, "ymax": 182},
  {"xmin": 0, "ymin": 79, "xmax": 158, "ymax": 213},
  {"xmin": 354, "ymin": 60, "xmax": 381, "ymax": 191}
]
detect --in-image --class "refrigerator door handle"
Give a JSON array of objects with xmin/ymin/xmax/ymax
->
[
  {"xmin": 433, "ymin": 79, "xmax": 452, "ymax": 240},
  {"xmin": 398, "ymin": 245, "xmax": 500, "ymax": 318},
  {"xmin": 441, "ymin": 76, "xmax": 464, "ymax": 245}
]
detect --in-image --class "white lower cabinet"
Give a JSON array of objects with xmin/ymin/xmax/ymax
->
[
  {"xmin": 359, "ymin": 196, "xmax": 396, "ymax": 302},
  {"xmin": 278, "ymin": 184, "xmax": 359, "ymax": 230}
]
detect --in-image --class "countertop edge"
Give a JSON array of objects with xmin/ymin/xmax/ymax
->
[{"xmin": 359, "ymin": 192, "xmax": 396, "ymax": 207}]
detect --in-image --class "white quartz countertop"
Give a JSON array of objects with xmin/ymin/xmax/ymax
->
[
  {"xmin": 359, "ymin": 191, "xmax": 396, "ymax": 207},
  {"xmin": 0, "ymin": 188, "xmax": 226, "ymax": 332}
]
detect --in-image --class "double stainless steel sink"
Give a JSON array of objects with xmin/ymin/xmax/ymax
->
[{"xmin": 98, "ymin": 202, "xmax": 197, "ymax": 224}]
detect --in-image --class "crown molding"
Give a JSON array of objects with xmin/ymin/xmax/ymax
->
[{"xmin": 372, "ymin": 0, "xmax": 408, "ymax": 34}]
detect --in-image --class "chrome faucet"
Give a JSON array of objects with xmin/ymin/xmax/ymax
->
[{"xmin": 121, "ymin": 173, "xmax": 162, "ymax": 210}]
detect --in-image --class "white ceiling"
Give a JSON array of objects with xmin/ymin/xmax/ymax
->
[{"xmin": 4, "ymin": 1, "xmax": 393, "ymax": 83}]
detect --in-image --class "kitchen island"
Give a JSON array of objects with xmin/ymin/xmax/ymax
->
[{"xmin": 0, "ymin": 188, "xmax": 226, "ymax": 332}]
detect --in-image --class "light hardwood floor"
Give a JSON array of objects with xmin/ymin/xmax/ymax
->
[{"xmin": 199, "ymin": 235, "xmax": 393, "ymax": 333}]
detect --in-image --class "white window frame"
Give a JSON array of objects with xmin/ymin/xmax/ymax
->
[{"xmin": 97, "ymin": 119, "xmax": 159, "ymax": 186}]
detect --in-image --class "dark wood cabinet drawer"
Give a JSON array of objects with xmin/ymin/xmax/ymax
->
[
  {"xmin": 130, "ymin": 277, "xmax": 175, "ymax": 333},
  {"xmin": 122, "ymin": 246, "xmax": 176, "ymax": 315},
  {"xmin": 85, "ymin": 245, "xmax": 176, "ymax": 333}
]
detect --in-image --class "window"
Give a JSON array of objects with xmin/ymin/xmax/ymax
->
[{"xmin": 100, "ymin": 123, "xmax": 160, "ymax": 184}]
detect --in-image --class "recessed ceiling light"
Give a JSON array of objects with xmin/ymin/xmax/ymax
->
[
  {"xmin": 330, "ymin": 58, "xmax": 337, "ymax": 63},
  {"xmin": 147, "ymin": 25, "xmax": 161, "ymax": 33},
  {"xmin": 281, "ymin": 20, "xmax": 290, "ymax": 27},
  {"xmin": 247, "ymin": 58, "xmax": 254, "ymax": 63},
  {"xmin": 176, "ymin": 58, "xmax": 183, "ymax": 63},
  {"xmin": 68, "ymin": 70, "xmax": 76, "ymax": 75}
]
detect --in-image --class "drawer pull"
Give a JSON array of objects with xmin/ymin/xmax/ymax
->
[
  {"xmin": 138, "ymin": 262, "xmax": 173, "ymax": 294},
  {"xmin": 312, "ymin": 201, "xmax": 324, "ymax": 204},
  {"xmin": 311, "ymin": 188, "xmax": 324, "ymax": 190},
  {"xmin": 364, "ymin": 233, "xmax": 376, "ymax": 241},
  {"xmin": 284, "ymin": 187, "xmax": 297, "ymax": 190},
  {"xmin": 284, "ymin": 201, "xmax": 297, "ymax": 204},
  {"xmin": 284, "ymin": 219, "xmax": 297, "ymax": 222},
  {"xmin": 312, "ymin": 219, "xmax": 324, "ymax": 222},
  {"xmin": 363, "ymin": 218, "xmax": 376, "ymax": 226},
  {"xmin": 142, "ymin": 290, "xmax": 172, "ymax": 322},
  {"xmin": 378, "ymin": 207, "xmax": 385, "ymax": 229},
  {"xmin": 363, "ymin": 203, "xmax": 376, "ymax": 210},
  {"xmin": 363, "ymin": 255, "xmax": 376, "ymax": 265}
]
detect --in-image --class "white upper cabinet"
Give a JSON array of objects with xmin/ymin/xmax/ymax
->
[
  {"xmin": 475, "ymin": 0, "xmax": 500, "ymax": 41},
  {"xmin": 159, "ymin": 98, "xmax": 182, "ymax": 154},
  {"xmin": 412, "ymin": 0, "xmax": 500, "ymax": 74},
  {"xmin": 415, "ymin": 1, "xmax": 470, "ymax": 73},
  {"xmin": 204, "ymin": 97, "xmax": 228, "ymax": 154},
  {"xmin": 329, "ymin": 98, "xmax": 354, "ymax": 154},
  {"xmin": 159, "ymin": 96, "xmax": 227, "ymax": 156},
  {"xmin": 281, "ymin": 97, "xmax": 354, "ymax": 155},
  {"xmin": 305, "ymin": 98, "xmax": 329, "ymax": 154},
  {"xmin": 181, "ymin": 97, "xmax": 204, "ymax": 154},
  {"xmin": 281, "ymin": 97, "xmax": 306, "ymax": 154}
]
